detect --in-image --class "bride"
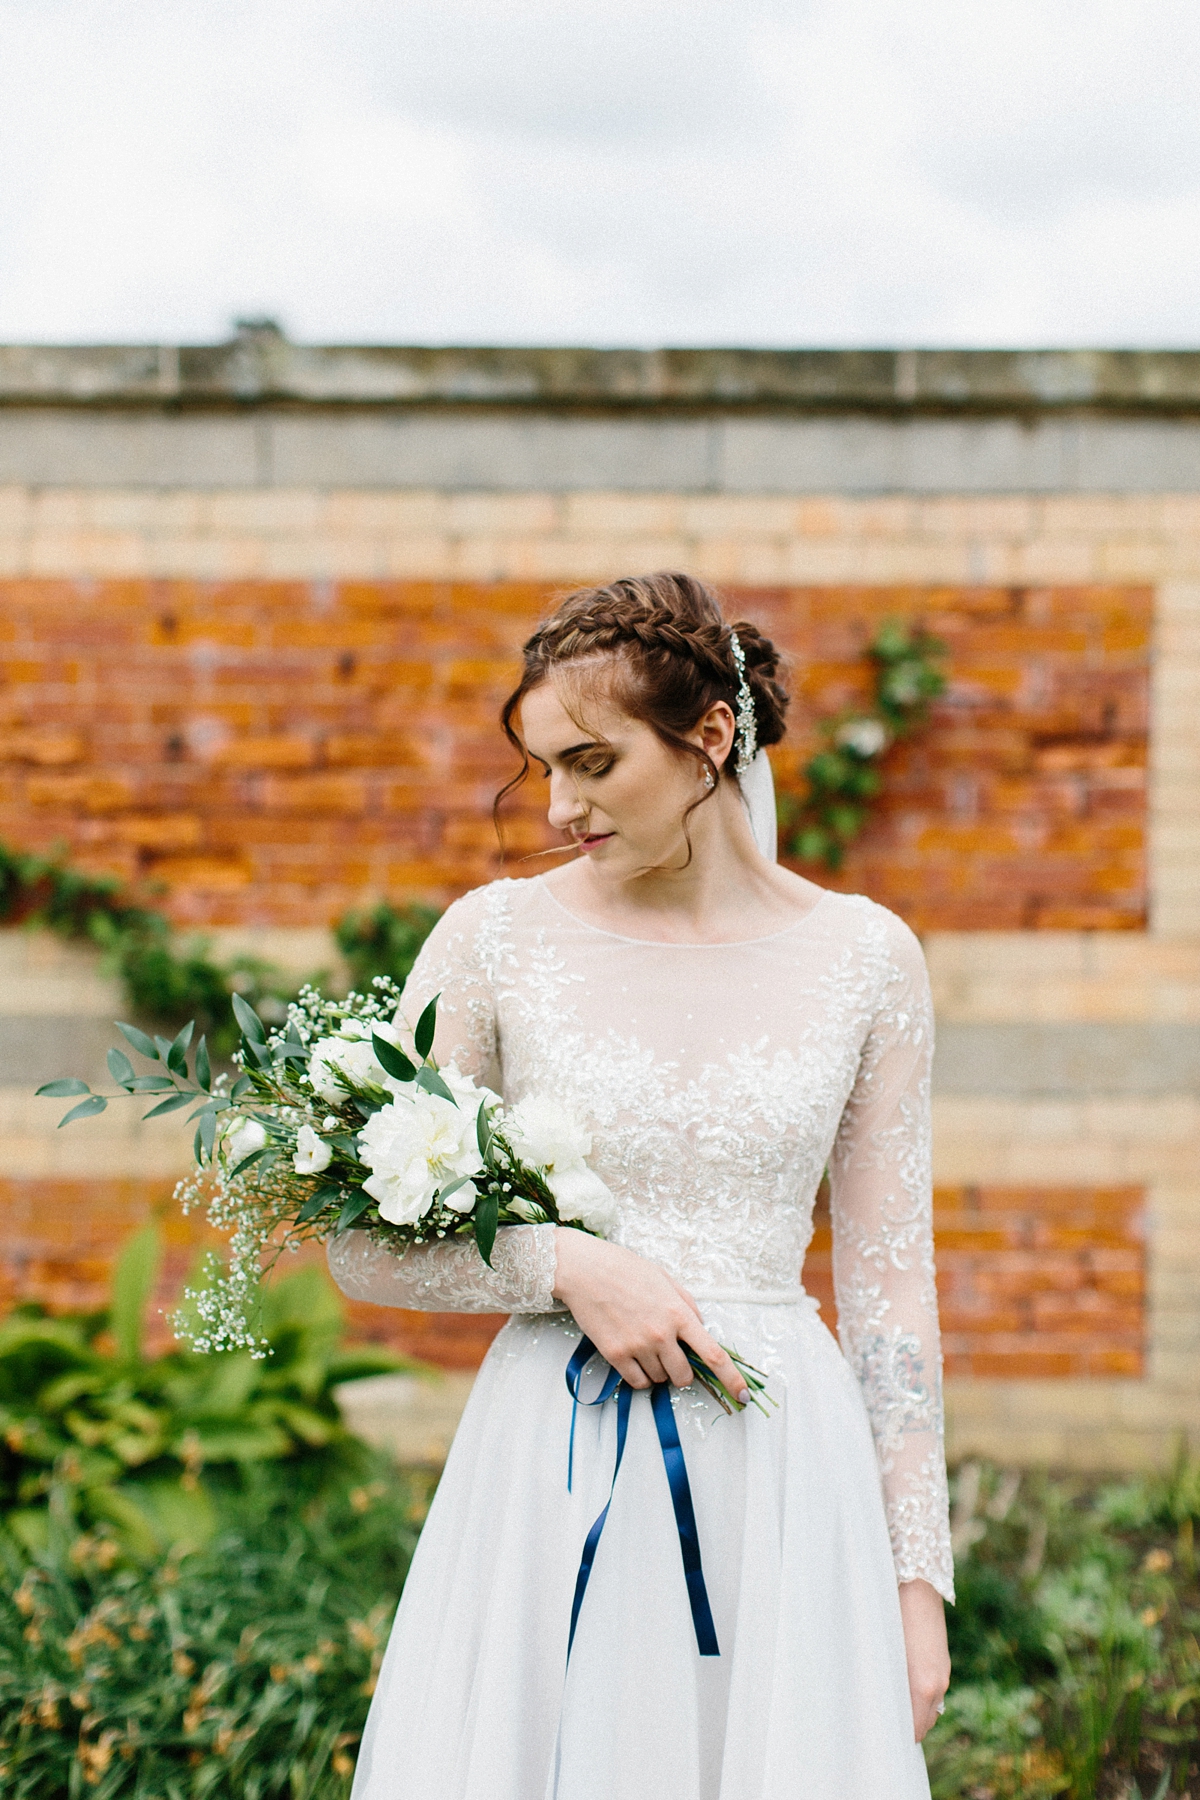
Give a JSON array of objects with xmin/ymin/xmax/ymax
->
[{"xmin": 329, "ymin": 571, "xmax": 953, "ymax": 1799}]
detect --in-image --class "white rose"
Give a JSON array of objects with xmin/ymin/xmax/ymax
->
[
  {"xmin": 357, "ymin": 1090, "xmax": 484, "ymax": 1227},
  {"xmin": 293, "ymin": 1123, "xmax": 333, "ymax": 1175},
  {"xmin": 224, "ymin": 1117, "xmax": 267, "ymax": 1168},
  {"xmin": 547, "ymin": 1165, "xmax": 617, "ymax": 1234},
  {"xmin": 834, "ymin": 717, "xmax": 889, "ymax": 759},
  {"xmin": 504, "ymin": 1094, "xmax": 593, "ymax": 1174},
  {"xmin": 307, "ymin": 1020, "xmax": 408, "ymax": 1103}
]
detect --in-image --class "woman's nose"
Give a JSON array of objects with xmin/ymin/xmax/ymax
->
[{"xmin": 546, "ymin": 772, "xmax": 586, "ymax": 831}]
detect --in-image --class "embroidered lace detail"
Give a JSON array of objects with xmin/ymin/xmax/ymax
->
[
  {"xmin": 327, "ymin": 1223, "xmax": 561, "ymax": 1314},
  {"xmin": 331, "ymin": 875, "xmax": 954, "ymax": 1599}
]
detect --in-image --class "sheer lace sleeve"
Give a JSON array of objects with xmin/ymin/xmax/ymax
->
[
  {"xmin": 327, "ymin": 1224, "xmax": 560, "ymax": 1313},
  {"xmin": 829, "ymin": 913, "xmax": 954, "ymax": 1602},
  {"xmin": 326, "ymin": 882, "xmax": 561, "ymax": 1317}
]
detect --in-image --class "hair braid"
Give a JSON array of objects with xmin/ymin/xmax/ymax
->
[{"xmin": 495, "ymin": 571, "xmax": 789, "ymax": 853}]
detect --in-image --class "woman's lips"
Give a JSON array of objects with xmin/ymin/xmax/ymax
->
[{"xmin": 577, "ymin": 832, "xmax": 615, "ymax": 852}]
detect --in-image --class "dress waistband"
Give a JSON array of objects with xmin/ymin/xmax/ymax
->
[{"xmin": 689, "ymin": 1286, "xmax": 813, "ymax": 1307}]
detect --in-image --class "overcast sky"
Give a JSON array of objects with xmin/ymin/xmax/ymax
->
[{"xmin": 1, "ymin": 0, "xmax": 1198, "ymax": 346}]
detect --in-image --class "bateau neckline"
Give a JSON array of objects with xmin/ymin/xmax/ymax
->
[{"xmin": 536, "ymin": 875, "xmax": 836, "ymax": 948}]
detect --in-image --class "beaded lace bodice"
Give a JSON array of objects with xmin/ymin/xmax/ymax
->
[{"xmin": 328, "ymin": 875, "xmax": 953, "ymax": 1599}]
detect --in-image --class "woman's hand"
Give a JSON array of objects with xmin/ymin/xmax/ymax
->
[
  {"xmin": 898, "ymin": 1579, "xmax": 950, "ymax": 1741},
  {"xmin": 552, "ymin": 1229, "xmax": 750, "ymax": 1402}
]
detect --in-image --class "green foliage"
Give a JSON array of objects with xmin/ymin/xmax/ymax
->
[
  {"xmin": 0, "ymin": 1459, "xmax": 427, "ymax": 1798},
  {"xmin": 779, "ymin": 619, "xmax": 947, "ymax": 869},
  {"xmin": 0, "ymin": 1233, "xmax": 407, "ymax": 1557},
  {"xmin": 925, "ymin": 1459, "xmax": 1200, "ymax": 1800},
  {"xmin": 333, "ymin": 901, "xmax": 442, "ymax": 994},
  {"xmin": 1, "ymin": 840, "xmax": 446, "ymax": 1055}
]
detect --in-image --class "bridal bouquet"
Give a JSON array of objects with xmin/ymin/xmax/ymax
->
[
  {"xmin": 39, "ymin": 976, "xmax": 773, "ymax": 1413},
  {"xmin": 39, "ymin": 976, "xmax": 619, "ymax": 1355}
]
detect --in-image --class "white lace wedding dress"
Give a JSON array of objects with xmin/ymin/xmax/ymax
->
[{"xmin": 328, "ymin": 874, "xmax": 954, "ymax": 1800}]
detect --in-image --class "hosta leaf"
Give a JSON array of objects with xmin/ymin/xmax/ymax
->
[
  {"xmin": 106, "ymin": 1047, "xmax": 136, "ymax": 1089},
  {"xmin": 116, "ymin": 1021, "xmax": 159, "ymax": 1060},
  {"xmin": 58, "ymin": 1094, "xmax": 107, "ymax": 1126},
  {"xmin": 372, "ymin": 1034, "xmax": 417, "ymax": 1084},
  {"xmin": 36, "ymin": 1078, "xmax": 90, "ymax": 1097},
  {"xmin": 232, "ymin": 993, "xmax": 266, "ymax": 1044},
  {"xmin": 414, "ymin": 993, "xmax": 440, "ymax": 1060}
]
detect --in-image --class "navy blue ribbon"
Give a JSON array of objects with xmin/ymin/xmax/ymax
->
[{"xmin": 564, "ymin": 1336, "xmax": 720, "ymax": 1661}]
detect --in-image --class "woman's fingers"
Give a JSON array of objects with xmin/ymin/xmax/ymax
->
[
  {"xmin": 667, "ymin": 1276, "xmax": 704, "ymax": 1322},
  {"xmin": 677, "ymin": 1319, "xmax": 751, "ymax": 1402}
]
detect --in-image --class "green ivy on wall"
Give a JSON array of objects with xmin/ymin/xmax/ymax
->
[
  {"xmin": 778, "ymin": 620, "xmax": 946, "ymax": 869},
  {"xmin": 0, "ymin": 844, "xmax": 439, "ymax": 1050}
]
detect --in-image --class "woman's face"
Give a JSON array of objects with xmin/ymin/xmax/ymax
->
[{"xmin": 518, "ymin": 671, "xmax": 733, "ymax": 881}]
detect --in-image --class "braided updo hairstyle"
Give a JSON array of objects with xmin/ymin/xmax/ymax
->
[{"xmin": 496, "ymin": 572, "xmax": 789, "ymax": 838}]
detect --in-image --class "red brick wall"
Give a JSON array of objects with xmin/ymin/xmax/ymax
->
[
  {"xmin": 804, "ymin": 1184, "xmax": 1145, "ymax": 1379},
  {"xmin": 0, "ymin": 579, "xmax": 1148, "ymax": 931},
  {"xmin": 3, "ymin": 1177, "xmax": 1144, "ymax": 1379}
]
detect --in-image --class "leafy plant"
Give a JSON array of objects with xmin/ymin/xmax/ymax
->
[
  {"xmin": 334, "ymin": 901, "xmax": 441, "ymax": 995},
  {"xmin": 779, "ymin": 619, "xmax": 946, "ymax": 869},
  {"xmin": 0, "ymin": 1459, "xmax": 426, "ymax": 1798},
  {"xmin": 0, "ymin": 1229, "xmax": 407, "ymax": 1558},
  {"xmin": 925, "ymin": 1460, "xmax": 1200, "ymax": 1800}
]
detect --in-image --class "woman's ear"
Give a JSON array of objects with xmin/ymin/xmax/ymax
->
[{"xmin": 695, "ymin": 701, "xmax": 736, "ymax": 771}]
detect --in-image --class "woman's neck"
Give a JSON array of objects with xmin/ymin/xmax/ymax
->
[{"xmin": 543, "ymin": 799, "xmax": 826, "ymax": 945}]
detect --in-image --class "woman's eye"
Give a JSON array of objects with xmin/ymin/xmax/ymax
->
[{"xmin": 576, "ymin": 759, "xmax": 613, "ymax": 780}]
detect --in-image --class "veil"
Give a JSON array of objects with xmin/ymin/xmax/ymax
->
[{"xmin": 740, "ymin": 749, "xmax": 777, "ymax": 862}]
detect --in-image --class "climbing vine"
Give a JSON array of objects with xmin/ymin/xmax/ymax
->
[
  {"xmin": 0, "ymin": 845, "xmax": 438, "ymax": 1052},
  {"xmin": 778, "ymin": 620, "xmax": 946, "ymax": 869}
]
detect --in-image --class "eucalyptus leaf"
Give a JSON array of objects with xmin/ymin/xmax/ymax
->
[
  {"xmin": 336, "ymin": 1190, "xmax": 373, "ymax": 1232},
  {"xmin": 437, "ymin": 1174, "xmax": 473, "ymax": 1204},
  {"xmin": 154, "ymin": 1036, "xmax": 174, "ymax": 1062},
  {"xmin": 129, "ymin": 1074, "xmax": 177, "ymax": 1092},
  {"xmin": 414, "ymin": 993, "xmax": 440, "ymax": 1060},
  {"xmin": 199, "ymin": 1109, "xmax": 218, "ymax": 1157},
  {"xmin": 36, "ymin": 1078, "xmax": 90, "ymax": 1097},
  {"xmin": 229, "ymin": 1144, "xmax": 272, "ymax": 1179},
  {"xmin": 58, "ymin": 1094, "xmax": 108, "ymax": 1126},
  {"xmin": 195, "ymin": 1035, "xmax": 211, "ymax": 1092},
  {"xmin": 474, "ymin": 1190, "xmax": 499, "ymax": 1268},
  {"xmin": 167, "ymin": 1020, "xmax": 195, "ymax": 1074},
  {"xmin": 231, "ymin": 1075, "xmax": 252, "ymax": 1099},
  {"xmin": 476, "ymin": 1098, "xmax": 493, "ymax": 1160},
  {"xmin": 297, "ymin": 1185, "xmax": 341, "ymax": 1224},
  {"xmin": 415, "ymin": 1065, "xmax": 454, "ymax": 1104},
  {"xmin": 116, "ymin": 1021, "xmax": 159, "ymax": 1060},
  {"xmin": 232, "ymin": 993, "xmax": 266, "ymax": 1044},
  {"xmin": 372, "ymin": 1034, "xmax": 417, "ymax": 1084},
  {"xmin": 106, "ymin": 1047, "xmax": 136, "ymax": 1089},
  {"xmin": 141, "ymin": 1091, "xmax": 194, "ymax": 1120}
]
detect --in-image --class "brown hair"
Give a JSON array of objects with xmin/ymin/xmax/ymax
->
[{"xmin": 496, "ymin": 571, "xmax": 788, "ymax": 849}]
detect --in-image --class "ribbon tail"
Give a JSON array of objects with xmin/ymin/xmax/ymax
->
[
  {"xmin": 650, "ymin": 1382, "xmax": 720, "ymax": 1657},
  {"xmin": 566, "ymin": 1382, "xmax": 631, "ymax": 1662}
]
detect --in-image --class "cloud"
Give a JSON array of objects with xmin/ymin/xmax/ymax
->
[{"xmin": 0, "ymin": 0, "xmax": 1196, "ymax": 344}]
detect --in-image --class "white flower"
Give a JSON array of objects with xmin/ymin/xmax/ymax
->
[
  {"xmin": 357, "ymin": 1090, "xmax": 484, "ymax": 1227},
  {"xmin": 224, "ymin": 1117, "xmax": 267, "ymax": 1169},
  {"xmin": 546, "ymin": 1165, "xmax": 617, "ymax": 1233},
  {"xmin": 307, "ymin": 1019, "xmax": 407, "ymax": 1103},
  {"xmin": 439, "ymin": 1062, "xmax": 501, "ymax": 1116},
  {"xmin": 834, "ymin": 717, "xmax": 889, "ymax": 759},
  {"xmin": 504, "ymin": 1094, "xmax": 593, "ymax": 1173},
  {"xmin": 293, "ymin": 1124, "xmax": 332, "ymax": 1175}
]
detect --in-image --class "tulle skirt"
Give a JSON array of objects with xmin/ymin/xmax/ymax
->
[{"xmin": 350, "ymin": 1298, "xmax": 931, "ymax": 1800}]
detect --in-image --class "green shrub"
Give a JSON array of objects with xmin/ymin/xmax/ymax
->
[
  {"xmin": 0, "ymin": 1230, "xmax": 409, "ymax": 1558},
  {"xmin": 333, "ymin": 902, "xmax": 441, "ymax": 995},
  {"xmin": 0, "ymin": 1460, "xmax": 427, "ymax": 1798}
]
